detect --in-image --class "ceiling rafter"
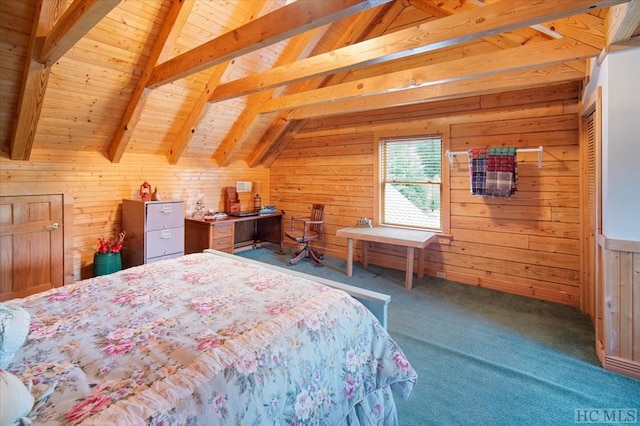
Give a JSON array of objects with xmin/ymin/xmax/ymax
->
[
  {"xmin": 252, "ymin": 0, "xmax": 625, "ymax": 167},
  {"xmin": 409, "ymin": 0, "xmax": 597, "ymax": 73},
  {"xmin": 405, "ymin": 0, "xmax": 449, "ymax": 18},
  {"xmin": 249, "ymin": 0, "xmax": 623, "ymax": 167},
  {"xmin": 108, "ymin": 0, "xmax": 192, "ymax": 163},
  {"xmin": 208, "ymin": 0, "xmax": 625, "ymax": 105},
  {"xmin": 38, "ymin": 0, "xmax": 121, "ymax": 65},
  {"xmin": 10, "ymin": 0, "xmax": 117, "ymax": 160},
  {"xmin": 212, "ymin": 27, "xmax": 326, "ymax": 167},
  {"xmin": 5, "ymin": 0, "xmax": 632, "ymax": 165},
  {"xmin": 596, "ymin": 0, "xmax": 640, "ymax": 62},
  {"xmin": 146, "ymin": 0, "xmax": 394, "ymax": 89},
  {"xmin": 248, "ymin": 0, "xmax": 405, "ymax": 168},
  {"xmin": 165, "ymin": 0, "xmax": 269, "ymax": 165},
  {"xmin": 605, "ymin": 0, "xmax": 640, "ymax": 46},
  {"xmin": 149, "ymin": 0, "xmax": 394, "ymax": 166},
  {"xmin": 261, "ymin": 38, "xmax": 599, "ymax": 113},
  {"xmin": 437, "ymin": 0, "xmax": 609, "ymax": 73},
  {"xmin": 287, "ymin": 64, "xmax": 586, "ymax": 120},
  {"xmin": 166, "ymin": 63, "xmax": 229, "ymax": 165}
]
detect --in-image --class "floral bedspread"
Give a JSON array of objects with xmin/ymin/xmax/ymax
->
[{"xmin": 8, "ymin": 252, "xmax": 416, "ymax": 425}]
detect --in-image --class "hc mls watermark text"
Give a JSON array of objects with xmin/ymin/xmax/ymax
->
[{"xmin": 575, "ymin": 409, "xmax": 638, "ymax": 424}]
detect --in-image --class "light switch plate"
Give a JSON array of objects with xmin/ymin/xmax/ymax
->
[{"xmin": 236, "ymin": 181, "xmax": 252, "ymax": 193}]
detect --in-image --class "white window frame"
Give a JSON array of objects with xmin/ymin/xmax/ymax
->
[{"xmin": 374, "ymin": 130, "xmax": 450, "ymax": 235}]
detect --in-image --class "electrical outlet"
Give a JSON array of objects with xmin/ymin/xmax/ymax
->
[{"xmin": 436, "ymin": 272, "xmax": 446, "ymax": 279}]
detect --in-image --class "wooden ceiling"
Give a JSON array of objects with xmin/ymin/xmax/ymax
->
[{"xmin": 1, "ymin": 0, "xmax": 639, "ymax": 167}]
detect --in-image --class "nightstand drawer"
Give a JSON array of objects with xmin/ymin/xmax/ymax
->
[
  {"xmin": 145, "ymin": 227, "xmax": 184, "ymax": 258},
  {"xmin": 146, "ymin": 202, "xmax": 184, "ymax": 231}
]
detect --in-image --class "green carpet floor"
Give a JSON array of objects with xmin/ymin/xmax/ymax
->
[{"xmin": 236, "ymin": 247, "xmax": 640, "ymax": 426}]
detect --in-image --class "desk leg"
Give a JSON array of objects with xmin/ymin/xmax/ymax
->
[
  {"xmin": 278, "ymin": 215, "xmax": 284, "ymax": 254},
  {"xmin": 405, "ymin": 247, "xmax": 414, "ymax": 290},
  {"xmin": 417, "ymin": 248, "xmax": 424, "ymax": 280},
  {"xmin": 346, "ymin": 238, "xmax": 353, "ymax": 277},
  {"xmin": 362, "ymin": 240, "xmax": 368, "ymax": 269}
]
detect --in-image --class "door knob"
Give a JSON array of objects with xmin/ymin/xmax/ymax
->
[{"xmin": 45, "ymin": 223, "xmax": 60, "ymax": 231}]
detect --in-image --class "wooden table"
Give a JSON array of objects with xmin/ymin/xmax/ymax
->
[{"xmin": 336, "ymin": 226, "xmax": 437, "ymax": 290}]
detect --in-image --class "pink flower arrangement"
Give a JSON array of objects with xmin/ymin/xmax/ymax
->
[{"xmin": 97, "ymin": 231, "xmax": 126, "ymax": 254}]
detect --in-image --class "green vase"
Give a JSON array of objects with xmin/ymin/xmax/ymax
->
[{"xmin": 93, "ymin": 252, "xmax": 122, "ymax": 276}]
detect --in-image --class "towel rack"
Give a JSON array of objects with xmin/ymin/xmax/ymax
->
[{"xmin": 445, "ymin": 146, "xmax": 543, "ymax": 169}]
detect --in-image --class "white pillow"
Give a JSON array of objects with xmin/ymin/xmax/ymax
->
[
  {"xmin": 0, "ymin": 370, "xmax": 34, "ymax": 425},
  {"xmin": 0, "ymin": 303, "xmax": 31, "ymax": 369}
]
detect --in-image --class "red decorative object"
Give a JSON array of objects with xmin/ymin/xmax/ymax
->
[
  {"xmin": 97, "ymin": 231, "xmax": 126, "ymax": 254},
  {"xmin": 140, "ymin": 181, "xmax": 151, "ymax": 201}
]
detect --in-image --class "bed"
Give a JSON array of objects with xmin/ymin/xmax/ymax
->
[{"xmin": 2, "ymin": 251, "xmax": 417, "ymax": 425}]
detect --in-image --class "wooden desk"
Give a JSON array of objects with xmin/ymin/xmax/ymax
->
[
  {"xmin": 185, "ymin": 213, "xmax": 283, "ymax": 254},
  {"xmin": 336, "ymin": 226, "xmax": 437, "ymax": 290}
]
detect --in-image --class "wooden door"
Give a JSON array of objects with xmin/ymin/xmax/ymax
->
[
  {"xmin": 582, "ymin": 111, "xmax": 597, "ymax": 318},
  {"xmin": 0, "ymin": 194, "xmax": 64, "ymax": 301}
]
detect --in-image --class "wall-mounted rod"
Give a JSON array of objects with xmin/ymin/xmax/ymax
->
[{"xmin": 445, "ymin": 146, "xmax": 544, "ymax": 169}]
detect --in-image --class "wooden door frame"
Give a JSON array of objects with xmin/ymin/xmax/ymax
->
[
  {"xmin": 579, "ymin": 86, "xmax": 603, "ymax": 362},
  {"xmin": 0, "ymin": 183, "xmax": 74, "ymax": 285}
]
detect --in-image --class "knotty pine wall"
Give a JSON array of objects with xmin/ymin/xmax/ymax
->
[
  {"xmin": 0, "ymin": 152, "xmax": 268, "ymax": 280},
  {"xmin": 597, "ymin": 237, "xmax": 640, "ymax": 378},
  {"xmin": 271, "ymin": 82, "xmax": 583, "ymax": 307}
]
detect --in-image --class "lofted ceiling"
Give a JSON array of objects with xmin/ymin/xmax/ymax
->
[{"xmin": 1, "ymin": 0, "xmax": 639, "ymax": 167}]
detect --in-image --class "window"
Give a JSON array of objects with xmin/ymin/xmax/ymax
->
[{"xmin": 379, "ymin": 135, "xmax": 443, "ymax": 231}]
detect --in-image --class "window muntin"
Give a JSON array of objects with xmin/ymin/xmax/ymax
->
[{"xmin": 380, "ymin": 136, "xmax": 442, "ymax": 231}]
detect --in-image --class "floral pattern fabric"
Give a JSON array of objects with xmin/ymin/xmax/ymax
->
[{"xmin": 8, "ymin": 253, "xmax": 416, "ymax": 425}]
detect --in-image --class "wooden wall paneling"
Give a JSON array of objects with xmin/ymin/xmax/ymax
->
[
  {"xmin": 0, "ymin": 151, "xmax": 268, "ymax": 280},
  {"xmin": 618, "ymin": 251, "xmax": 633, "ymax": 359},
  {"xmin": 599, "ymin": 237, "xmax": 640, "ymax": 379},
  {"xmin": 271, "ymin": 82, "xmax": 582, "ymax": 306}
]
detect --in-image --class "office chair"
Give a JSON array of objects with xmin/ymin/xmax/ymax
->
[{"xmin": 284, "ymin": 204, "xmax": 325, "ymax": 266}]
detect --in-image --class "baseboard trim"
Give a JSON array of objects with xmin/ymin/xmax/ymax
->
[{"xmin": 604, "ymin": 355, "xmax": 640, "ymax": 380}]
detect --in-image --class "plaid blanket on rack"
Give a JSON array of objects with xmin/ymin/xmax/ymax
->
[
  {"xmin": 486, "ymin": 147, "xmax": 517, "ymax": 197},
  {"xmin": 469, "ymin": 148, "xmax": 487, "ymax": 195},
  {"xmin": 469, "ymin": 147, "xmax": 518, "ymax": 197}
]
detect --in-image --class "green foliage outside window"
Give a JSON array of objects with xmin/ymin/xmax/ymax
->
[{"xmin": 381, "ymin": 136, "xmax": 442, "ymax": 230}]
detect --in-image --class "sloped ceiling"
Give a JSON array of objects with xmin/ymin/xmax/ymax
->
[{"xmin": 1, "ymin": 0, "xmax": 639, "ymax": 167}]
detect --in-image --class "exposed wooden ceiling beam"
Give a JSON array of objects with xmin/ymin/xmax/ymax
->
[
  {"xmin": 605, "ymin": 0, "xmax": 640, "ymax": 45},
  {"xmin": 542, "ymin": 12, "xmax": 606, "ymax": 50},
  {"xmin": 166, "ymin": 65, "xmax": 229, "ymax": 165},
  {"xmin": 38, "ymin": 0, "xmax": 121, "ymax": 65},
  {"xmin": 287, "ymin": 64, "xmax": 585, "ymax": 119},
  {"xmin": 410, "ymin": 0, "xmax": 590, "ymax": 73},
  {"xmin": 166, "ymin": 0, "xmax": 269, "ymax": 165},
  {"xmin": 261, "ymin": 38, "xmax": 599, "ymax": 113},
  {"xmin": 212, "ymin": 28, "xmax": 325, "ymax": 167},
  {"xmin": 210, "ymin": 0, "xmax": 625, "ymax": 104},
  {"xmin": 108, "ymin": 0, "xmax": 192, "ymax": 163},
  {"xmin": 146, "ymin": 0, "xmax": 393, "ymax": 89},
  {"xmin": 406, "ymin": 0, "xmax": 449, "ymax": 18},
  {"xmin": 10, "ymin": 0, "xmax": 64, "ymax": 161},
  {"xmin": 249, "ymin": 0, "xmax": 404, "ymax": 167},
  {"xmin": 248, "ymin": 116, "xmax": 302, "ymax": 168}
]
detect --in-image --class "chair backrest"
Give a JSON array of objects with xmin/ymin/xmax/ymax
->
[{"xmin": 309, "ymin": 204, "xmax": 325, "ymax": 236}]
